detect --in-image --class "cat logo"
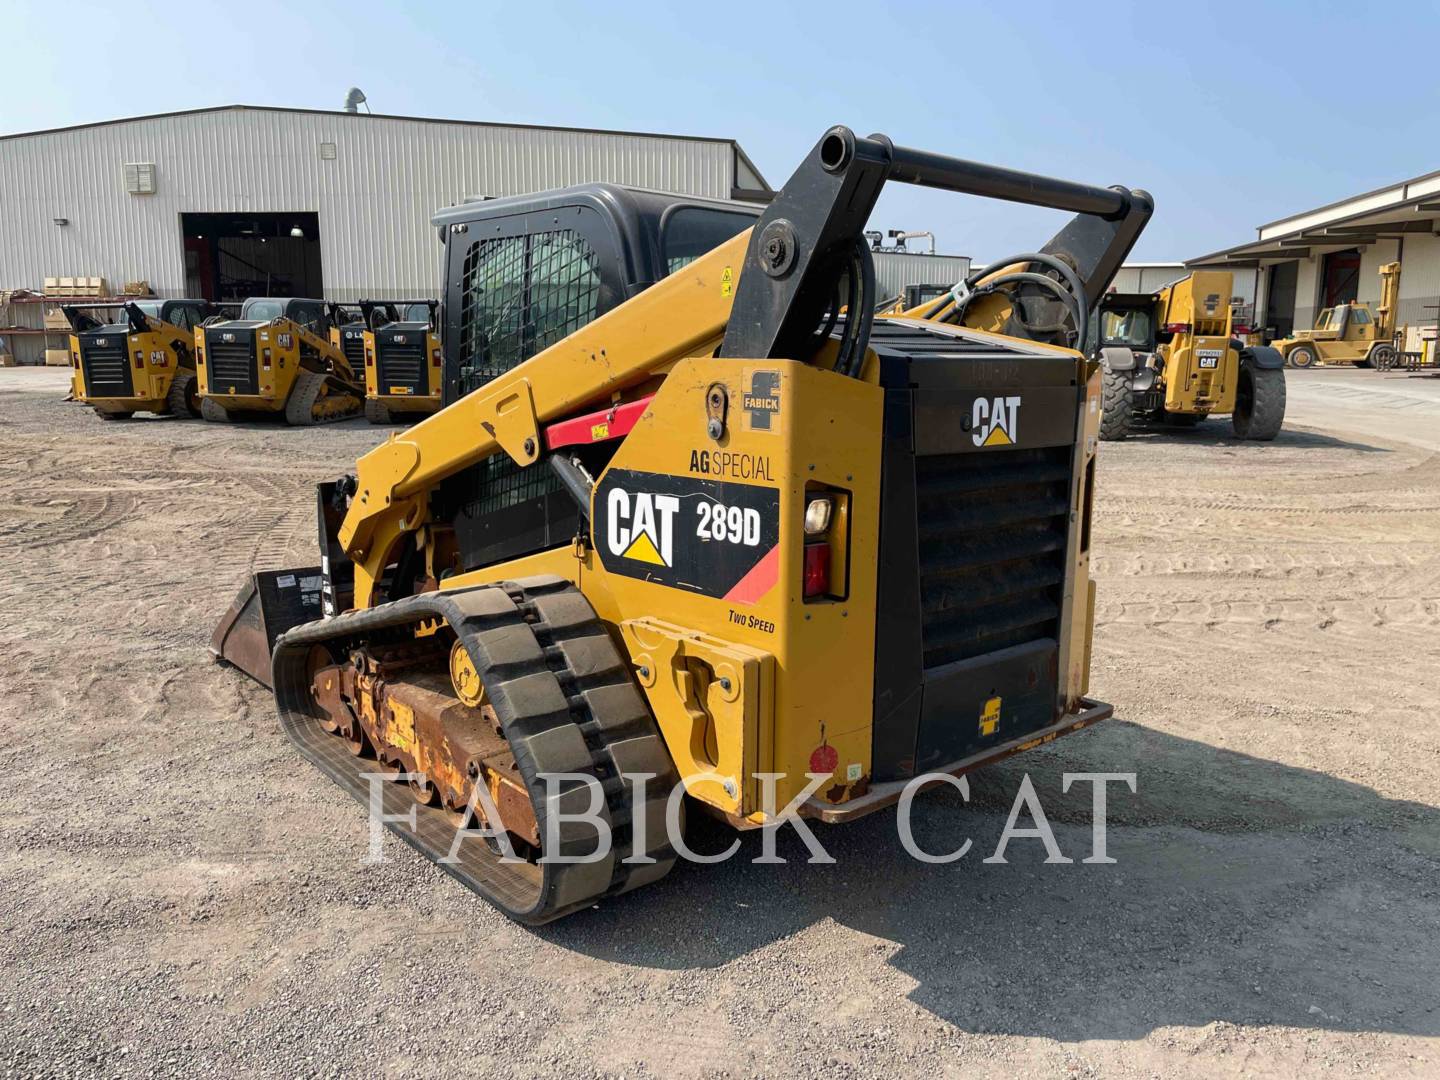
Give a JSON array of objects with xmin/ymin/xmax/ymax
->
[
  {"xmin": 393, "ymin": 334, "xmax": 408, "ymax": 344},
  {"xmin": 221, "ymin": 332, "xmax": 236, "ymax": 343},
  {"xmin": 971, "ymin": 395, "xmax": 1022, "ymax": 447},
  {"xmin": 605, "ymin": 489, "xmax": 679, "ymax": 567},
  {"xmin": 95, "ymin": 338, "xmax": 109, "ymax": 346}
]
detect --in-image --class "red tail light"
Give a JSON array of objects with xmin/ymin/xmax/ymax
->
[
  {"xmin": 133, "ymin": 351, "xmax": 143, "ymax": 369},
  {"xmin": 1233, "ymin": 323, "xmax": 1251, "ymax": 335},
  {"xmin": 432, "ymin": 348, "xmax": 442, "ymax": 366},
  {"xmin": 1163, "ymin": 322, "xmax": 1191, "ymax": 335},
  {"xmin": 803, "ymin": 543, "xmax": 830, "ymax": 598}
]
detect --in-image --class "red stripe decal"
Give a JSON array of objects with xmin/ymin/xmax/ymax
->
[{"xmin": 723, "ymin": 543, "xmax": 780, "ymax": 606}]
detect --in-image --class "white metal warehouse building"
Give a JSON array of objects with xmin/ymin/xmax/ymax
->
[
  {"xmin": 0, "ymin": 105, "xmax": 769, "ymax": 364},
  {"xmin": 0, "ymin": 104, "xmax": 973, "ymax": 364},
  {"xmin": 1189, "ymin": 169, "xmax": 1440, "ymax": 342}
]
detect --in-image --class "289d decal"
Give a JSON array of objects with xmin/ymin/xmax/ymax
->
[{"xmin": 594, "ymin": 469, "xmax": 780, "ymax": 602}]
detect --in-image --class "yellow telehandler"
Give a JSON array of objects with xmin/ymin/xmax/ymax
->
[
  {"xmin": 210, "ymin": 126, "xmax": 1152, "ymax": 923},
  {"xmin": 1094, "ymin": 270, "xmax": 1287, "ymax": 440}
]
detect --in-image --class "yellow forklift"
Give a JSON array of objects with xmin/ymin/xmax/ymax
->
[
  {"xmin": 1273, "ymin": 261, "xmax": 1401, "ymax": 370},
  {"xmin": 1095, "ymin": 270, "xmax": 1287, "ymax": 440},
  {"xmin": 359, "ymin": 299, "xmax": 443, "ymax": 424},
  {"xmin": 194, "ymin": 297, "xmax": 364, "ymax": 424},
  {"xmin": 65, "ymin": 299, "xmax": 213, "ymax": 419}
]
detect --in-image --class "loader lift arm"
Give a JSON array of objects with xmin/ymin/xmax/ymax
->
[{"xmin": 335, "ymin": 126, "xmax": 1152, "ymax": 610}]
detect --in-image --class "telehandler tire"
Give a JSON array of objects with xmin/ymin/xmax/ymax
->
[
  {"xmin": 1286, "ymin": 345, "xmax": 1317, "ymax": 369},
  {"xmin": 1098, "ymin": 366, "xmax": 1134, "ymax": 441},
  {"xmin": 166, "ymin": 372, "xmax": 202, "ymax": 418},
  {"xmin": 1232, "ymin": 364, "xmax": 1286, "ymax": 441}
]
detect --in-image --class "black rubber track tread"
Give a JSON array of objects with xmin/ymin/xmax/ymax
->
[
  {"xmin": 364, "ymin": 398, "xmax": 392, "ymax": 424},
  {"xmin": 270, "ymin": 574, "xmax": 680, "ymax": 924},
  {"xmin": 199, "ymin": 397, "xmax": 233, "ymax": 423},
  {"xmin": 285, "ymin": 369, "xmax": 362, "ymax": 426},
  {"xmin": 1098, "ymin": 364, "xmax": 1134, "ymax": 442},
  {"xmin": 166, "ymin": 371, "xmax": 200, "ymax": 418},
  {"xmin": 1232, "ymin": 364, "xmax": 1286, "ymax": 441},
  {"xmin": 93, "ymin": 408, "xmax": 134, "ymax": 421}
]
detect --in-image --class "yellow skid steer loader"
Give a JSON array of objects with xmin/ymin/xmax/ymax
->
[{"xmin": 211, "ymin": 126, "xmax": 1152, "ymax": 923}]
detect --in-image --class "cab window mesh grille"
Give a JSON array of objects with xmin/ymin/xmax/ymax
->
[{"xmin": 456, "ymin": 229, "xmax": 600, "ymax": 397}]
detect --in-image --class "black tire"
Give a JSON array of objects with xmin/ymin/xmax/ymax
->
[
  {"xmin": 1287, "ymin": 345, "xmax": 1317, "ymax": 369},
  {"xmin": 93, "ymin": 408, "xmax": 134, "ymax": 421},
  {"xmin": 1098, "ymin": 365, "xmax": 1134, "ymax": 441},
  {"xmin": 166, "ymin": 371, "xmax": 202, "ymax": 417},
  {"xmin": 200, "ymin": 397, "xmax": 234, "ymax": 423},
  {"xmin": 1371, "ymin": 344, "xmax": 1398, "ymax": 372},
  {"xmin": 364, "ymin": 398, "xmax": 392, "ymax": 425},
  {"xmin": 1232, "ymin": 364, "xmax": 1286, "ymax": 441}
]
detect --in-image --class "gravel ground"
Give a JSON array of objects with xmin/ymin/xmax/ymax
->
[{"xmin": 0, "ymin": 369, "xmax": 1436, "ymax": 1078}]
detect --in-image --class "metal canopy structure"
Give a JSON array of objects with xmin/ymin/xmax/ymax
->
[{"xmin": 1188, "ymin": 168, "xmax": 1440, "ymax": 268}]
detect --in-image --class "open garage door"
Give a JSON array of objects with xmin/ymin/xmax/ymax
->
[
  {"xmin": 1320, "ymin": 247, "xmax": 1361, "ymax": 308},
  {"xmin": 182, "ymin": 212, "xmax": 323, "ymax": 301}
]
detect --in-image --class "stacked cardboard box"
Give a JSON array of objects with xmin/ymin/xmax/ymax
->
[{"xmin": 43, "ymin": 276, "xmax": 107, "ymax": 297}]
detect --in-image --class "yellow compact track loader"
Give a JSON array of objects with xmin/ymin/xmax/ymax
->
[
  {"xmin": 360, "ymin": 299, "xmax": 443, "ymax": 424},
  {"xmin": 1273, "ymin": 261, "xmax": 1401, "ymax": 370},
  {"xmin": 65, "ymin": 299, "xmax": 213, "ymax": 419},
  {"xmin": 211, "ymin": 126, "xmax": 1152, "ymax": 923},
  {"xmin": 195, "ymin": 297, "xmax": 364, "ymax": 424},
  {"xmin": 1094, "ymin": 271, "xmax": 1287, "ymax": 440}
]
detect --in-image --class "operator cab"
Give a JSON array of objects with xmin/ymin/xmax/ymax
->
[
  {"xmin": 432, "ymin": 183, "xmax": 762, "ymax": 406},
  {"xmin": 1094, "ymin": 292, "xmax": 1158, "ymax": 353},
  {"xmin": 236, "ymin": 297, "xmax": 329, "ymax": 334}
]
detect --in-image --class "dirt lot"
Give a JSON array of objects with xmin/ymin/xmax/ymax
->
[{"xmin": 1, "ymin": 368, "xmax": 1437, "ymax": 1078}]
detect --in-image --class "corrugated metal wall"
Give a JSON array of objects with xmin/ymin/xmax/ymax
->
[
  {"xmin": 871, "ymin": 251, "xmax": 970, "ymax": 301},
  {"xmin": 0, "ymin": 107, "xmax": 744, "ymax": 305}
]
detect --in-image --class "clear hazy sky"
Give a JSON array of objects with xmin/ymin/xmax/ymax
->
[{"xmin": 5, "ymin": 0, "xmax": 1437, "ymax": 262}]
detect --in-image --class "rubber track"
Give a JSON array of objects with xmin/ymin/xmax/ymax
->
[
  {"xmin": 363, "ymin": 398, "xmax": 392, "ymax": 425},
  {"xmin": 284, "ymin": 369, "xmax": 358, "ymax": 426},
  {"xmin": 271, "ymin": 574, "xmax": 679, "ymax": 924},
  {"xmin": 200, "ymin": 397, "xmax": 233, "ymax": 423}
]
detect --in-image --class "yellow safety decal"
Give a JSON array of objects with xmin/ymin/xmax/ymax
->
[
  {"xmin": 979, "ymin": 695, "xmax": 1001, "ymax": 737},
  {"xmin": 720, "ymin": 266, "xmax": 733, "ymax": 297},
  {"xmin": 591, "ymin": 421, "xmax": 610, "ymax": 440}
]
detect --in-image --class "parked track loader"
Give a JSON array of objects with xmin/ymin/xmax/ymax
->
[
  {"xmin": 1273, "ymin": 261, "xmax": 1401, "ymax": 370},
  {"xmin": 328, "ymin": 302, "xmax": 367, "ymax": 374},
  {"xmin": 211, "ymin": 126, "xmax": 1153, "ymax": 923},
  {"xmin": 66, "ymin": 299, "xmax": 212, "ymax": 419},
  {"xmin": 1094, "ymin": 271, "xmax": 1287, "ymax": 440},
  {"xmin": 195, "ymin": 297, "xmax": 364, "ymax": 424},
  {"xmin": 360, "ymin": 299, "xmax": 443, "ymax": 424}
]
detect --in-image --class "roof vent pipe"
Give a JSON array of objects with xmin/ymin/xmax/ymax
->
[{"xmin": 343, "ymin": 87, "xmax": 368, "ymax": 114}]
